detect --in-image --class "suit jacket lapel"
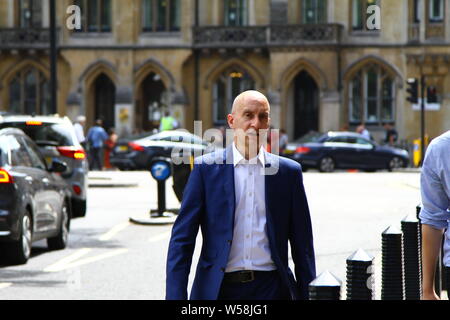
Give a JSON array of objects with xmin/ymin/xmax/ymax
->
[
  {"xmin": 223, "ymin": 146, "xmax": 235, "ymax": 231},
  {"xmin": 264, "ymin": 151, "xmax": 282, "ymax": 266}
]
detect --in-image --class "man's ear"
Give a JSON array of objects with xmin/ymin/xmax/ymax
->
[{"xmin": 227, "ymin": 114, "xmax": 234, "ymax": 129}]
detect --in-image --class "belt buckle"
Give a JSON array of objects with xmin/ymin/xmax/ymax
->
[{"xmin": 241, "ymin": 271, "xmax": 255, "ymax": 283}]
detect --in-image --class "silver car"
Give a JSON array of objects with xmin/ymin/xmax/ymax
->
[{"xmin": 0, "ymin": 115, "xmax": 88, "ymax": 218}]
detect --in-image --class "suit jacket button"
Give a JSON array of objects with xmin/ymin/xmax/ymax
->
[
  {"xmin": 227, "ymin": 240, "xmax": 232, "ymax": 244},
  {"xmin": 221, "ymin": 268, "xmax": 225, "ymax": 272}
]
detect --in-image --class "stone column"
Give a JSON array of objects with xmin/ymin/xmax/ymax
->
[
  {"xmin": 171, "ymin": 90, "xmax": 188, "ymax": 129},
  {"xmin": 267, "ymin": 90, "xmax": 281, "ymax": 129},
  {"xmin": 66, "ymin": 91, "xmax": 82, "ymax": 122},
  {"xmin": 115, "ymin": 86, "xmax": 134, "ymax": 137},
  {"xmin": 320, "ymin": 90, "xmax": 341, "ymax": 132}
]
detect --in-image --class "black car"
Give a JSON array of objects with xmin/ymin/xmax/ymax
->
[
  {"xmin": 110, "ymin": 130, "xmax": 215, "ymax": 171},
  {"xmin": 0, "ymin": 128, "xmax": 71, "ymax": 265},
  {"xmin": 282, "ymin": 131, "xmax": 409, "ymax": 172},
  {"xmin": 0, "ymin": 115, "xmax": 88, "ymax": 218}
]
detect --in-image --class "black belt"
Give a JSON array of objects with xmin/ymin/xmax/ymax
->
[{"xmin": 223, "ymin": 270, "xmax": 277, "ymax": 284}]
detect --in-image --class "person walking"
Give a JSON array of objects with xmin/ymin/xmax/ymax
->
[
  {"xmin": 86, "ymin": 119, "xmax": 108, "ymax": 171},
  {"xmin": 419, "ymin": 130, "xmax": 450, "ymax": 300},
  {"xmin": 159, "ymin": 111, "xmax": 176, "ymax": 132},
  {"xmin": 166, "ymin": 90, "xmax": 316, "ymax": 300},
  {"xmin": 74, "ymin": 115, "xmax": 86, "ymax": 149},
  {"xmin": 383, "ymin": 123, "xmax": 398, "ymax": 146},
  {"xmin": 356, "ymin": 123, "xmax": 372, "ymax": 141},
  {"xmin": 104, "ymin": 128, "xmax": 118, "ymax": 170}
]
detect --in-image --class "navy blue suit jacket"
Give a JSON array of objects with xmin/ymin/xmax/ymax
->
[{"xmin": 166, "ymin": 146, "xmax": 316, "ymax": 300}]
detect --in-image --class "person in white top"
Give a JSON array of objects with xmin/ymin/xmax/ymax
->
[{"xmin": 74, "ymin": 115, "xmax": 86, "ymax": 147}]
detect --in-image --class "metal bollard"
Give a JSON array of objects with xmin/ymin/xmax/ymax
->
[
  {"xmin": 401, "ymin": 214, "xmax": 422, "ymax": 300},
  {"xmin": 346, "ymin": 249, "xmax": 375, "ymax": 300},
  {"xmin": 381, "ymin": 226, "xmax": 405, "ymax": 300},
  {"xmin": 309, "ymin": 270, "xmax": 342, "ymax": 300}
]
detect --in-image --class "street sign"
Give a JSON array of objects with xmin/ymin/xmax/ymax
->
[{"xmin": 150, "ymin": 160, "xmax": 172, "ymax": 181}]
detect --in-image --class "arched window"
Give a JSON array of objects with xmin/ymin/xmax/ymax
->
[
  {"xmin": 348, "ymin": 64, "xmax": 395, "ymax": 125},
  {"xmin": 142, "ymin": 0, "xmax": 181, "ymax": 32},
  {"xmin": 8, "ymin": 67, "xmax": 52, "ymax": 115},
  {"xmin": 74, "ymin": 0, "xmax": 112, "ymax": 32},
  {"xmin": 213, "ymin": 68, "xmax": 255, "ymax": 125}
]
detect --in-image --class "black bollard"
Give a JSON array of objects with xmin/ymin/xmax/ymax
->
[
  {"xmin": 309, "ymin": 270, "xmax": 342, "ymax": 300},
  {"xmin": 401, "ymin": 214, "xmax": 422, "ymax": 300},
  {"xmin": 129, "ymin": 157, "xmax": 178, "ymax": 225},
  {"xmin": 346, "ymin": 249, "xmax": 375, "ymax": 300},
  {"xmin": 381, "ymin": 226, "xmax": 405, "ymax": 300}
]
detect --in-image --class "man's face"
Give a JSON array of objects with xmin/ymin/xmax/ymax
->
[{"xmin": 227, "ymin": 97, "xmax": 271, "ymax": 152}]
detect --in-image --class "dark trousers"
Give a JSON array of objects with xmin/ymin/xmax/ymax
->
[
  {"xmin": 89, "ymin": 147, "xmax": 103, "ymax": 171},
  {"xmin": 218, "ymin": 271, "xmax": 291, "ymax": 300},
  {"xmin": 446, "ymin": 267, "xmax": 450, "ymax": 299}
]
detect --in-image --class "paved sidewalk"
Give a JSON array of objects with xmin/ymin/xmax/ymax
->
[{"xmin": 88, "ymin": 171, "xmax": 140, "ymax": 188}]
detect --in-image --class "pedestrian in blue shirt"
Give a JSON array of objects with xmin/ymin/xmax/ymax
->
[
  {"xmin": 86, "ymin": 119, "xmax": 109, "ymax": 171},
  {"xmin": 419, "ymin": 130, "xmax": 450, "ymax": 300}
]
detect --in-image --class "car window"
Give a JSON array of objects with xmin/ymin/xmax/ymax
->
[
  {"xmin": 346, "ymin": 137, "xmax": 358, "ymax": 144},
  {"xmin": 8, "ymin": 135, "xmax": 33, "ymax": 167},
  {"xmin": 356, "ymin": 138, "xmax": 372, "ymax": 146},
  {"xmin": 20, "ymin": 136, "xmax": 47, "ymax": 171},
  {"xmin": 0, "ymin": 122, "xmax": 75, "ymax": 146},
  {"xmin": 327, "ymin": 137, "xmax": 348, "ymax": 143},
  {"xmin": 0, "ymin": 136, "xmax": 10, "ymax": 166}
]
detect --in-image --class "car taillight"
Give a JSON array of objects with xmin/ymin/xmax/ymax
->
[
  {"xmin": 72, "ymin": 184, "xmax": 82, "ymax": 195},
  {"xmin": 128, "ymin": 142, "xmax": 144, "ymax": 152},
  {"xmin": 57, "ymin": 147, "xmax": 86, "ymax": 160},
  {"xmin": 296, "ymin": 146, "xmax": 311, "ymax": 154},
  {"xmin": 0, "ymin": 169, "xmax": 13, "ymax": 183}
]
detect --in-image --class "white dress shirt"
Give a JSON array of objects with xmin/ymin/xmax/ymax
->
[{"xmin": 225, "ymin": 143, "xmax": 276, "ymax": 272}]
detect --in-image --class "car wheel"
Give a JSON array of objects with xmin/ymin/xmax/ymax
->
[
  {"xmin": 7, "ymin": 210, "xmax": 32, "ymax": 265},
  {"xmin": 388, "ymin": 157, "xmax": 404, "ymax": 172},
  {"xmin": 72, "ymin": 198, "xmax": 87, "ymax": 218},
  {"xmin": 47, "ymin": 201, "xmax": 70, "ymax": 250},
  {"xmin": 318, "ymin": 156, "xmax": 335, "ymax": 173}
]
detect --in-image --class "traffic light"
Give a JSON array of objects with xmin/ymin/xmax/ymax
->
[
  {"xmin": 406, "ymin": 78, "xmax": 418, "ymax": 104},
  {"xmin": 427, "ymin": 86, "xmax": 438, "ymax": 103}
]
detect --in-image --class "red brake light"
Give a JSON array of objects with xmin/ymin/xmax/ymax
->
[
  {"xmin": 128, "ymin": 142, "xmax": 144, "ymax": 152},
  {"xmin": 296, "ymin": 146, "xmax": 311, "ymax": 154},
  {"xmin": 57, "ymin": 147, "xmax": 86, "ymax": 160},
  {"xmin": 72, "ymin": 184, "xmax": 82, "ymax": 195},
  {"xmin": 0, "ymin": 169, "xmax": 13, "ymax": 183}
]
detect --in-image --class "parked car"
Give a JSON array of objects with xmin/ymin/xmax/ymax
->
[
  {"xmin": 282, "ymin": 131, "xmax": 409, "ymax": 172},
  {"xmin": 110, "ymin": 130, "xmax": 215, "ymax": 171},
  {"xmin": 0, "ymin": 115, "xmax": 88, "ymax": 218},
  {"xmin": 0, "ymin": 128, "xmax": 72, "ymax": 264},
  {"xmin": 110, "ymin": 130, "xmax": 219, "ymax": 202}
]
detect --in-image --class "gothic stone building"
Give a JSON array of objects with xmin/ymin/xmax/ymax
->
[{"xmin": 0, "ymin": 0, "xmax": 449, "ymax": 142}]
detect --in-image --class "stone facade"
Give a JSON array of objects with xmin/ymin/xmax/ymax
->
[{"xmin": 0, "ymin": 0, "xmax": 449, "ymax": 142}]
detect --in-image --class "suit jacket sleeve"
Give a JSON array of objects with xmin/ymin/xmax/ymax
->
[
  {"xmin": 166, "ymin": 163, "xmax": 204, "ymax": 300},
  {"xmin": 289, "ymin": 166, "xmax": 316, "ymax": 300}
]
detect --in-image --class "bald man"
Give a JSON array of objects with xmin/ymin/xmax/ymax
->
[{"xmin": 166, "ymin": 91, "xmax": 315, "ymax": 300}]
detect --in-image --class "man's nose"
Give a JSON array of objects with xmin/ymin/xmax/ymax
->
[{"xmin": 250, "ymin": 116, "xmax": 261, "ymax": 129}]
